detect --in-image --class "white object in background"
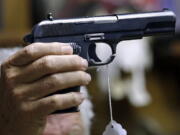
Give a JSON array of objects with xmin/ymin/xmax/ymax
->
[
  {"xmin": 80, "ymin": 86, "xmax": 94, "ymax": 135},
  {"xmin": 127, "ymin": 68, "xmax": 151, "ymax": 107},
  {"xmin": 0, "ymin": 47, "xmax": 21, "ymax": 64},
  {"xmin": 0, "ymin": 47, "xmax": 21, "ymax": 77},
  {"xmin": 103, "ymin": 121, "xmax": 127, "ymax": 135},
  {"xmin": 97, "ymin": 38, "xmax": 152, "ymax": 107},
  {"xmin": 116, "ymin": 38, "xmax": 152, "ymax": 71},
  {"xmin": 116, "ymin": 38, "xmax": 152, "ymax": 107}
]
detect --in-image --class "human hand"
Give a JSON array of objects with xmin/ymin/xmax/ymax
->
[
  {"xmin": 43, "ymin": 112, "xmax": 85, "ymax": 135},
  {"xmin": 0, "ymin": 43, "xmax": 91, "ymax": 135}
]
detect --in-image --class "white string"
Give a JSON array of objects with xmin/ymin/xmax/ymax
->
[{"xmin": 107, "ymin": 65, "xmax": 113, "ymax": 124}]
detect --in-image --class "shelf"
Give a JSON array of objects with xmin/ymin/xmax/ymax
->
[
  {"xmin": 0, "ymin": 30, "xmax": 30, "ymax": 47},
  {"xmin": 0, "ymin": 0, "xmax": 31, "ymax": 47}
]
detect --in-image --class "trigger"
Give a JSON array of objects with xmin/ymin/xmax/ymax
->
[{"xmin": 88, "ymin": 43, "xmax": 101, "ymax": 62}]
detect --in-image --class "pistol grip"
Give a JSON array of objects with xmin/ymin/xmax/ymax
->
[{"xmin": 50, "ymin": 86, "xmax": 80, "ymax": 114}]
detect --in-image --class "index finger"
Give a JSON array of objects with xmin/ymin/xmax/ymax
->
[{"xmin": 9, "ymin": 42, "xmax": 73, "ymax": 66}]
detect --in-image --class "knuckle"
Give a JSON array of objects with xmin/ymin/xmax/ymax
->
[
  {"xmin": 42, "ymin": 80, "xmax": 56, "ymax": 90},
  {"xmin": 41, "ymin": 56, "xmax": 54, "ymax": 70},
  {"xmin": 2, "ymin": 73, "xmax": 16, "ymax": 88},
  {"xmin": 12, "ymin": 91, "xmax": 22, "ymax": 100},
  {"xmin": 5, "ymin": 71, "xmax": 17, "ymax": 82},
  {"xmin": 19, "ymin": 102, "xmax": 32, "ymax": 113},
  {"xmin": 50, "ymin": 95, "xmax": 59, "ymax": 107},
  {"xmin": 4, "ymin": 68, "xmax": 20, "ymax": 83},
  {"xmin": 70, "ymin": 92, "xmax": 79, "ymax": 103},
  {"xmin": 50, "ymin": 74, "xmax": 59, "ymax": 83},
  {"xmin": 50, "ymin": 74, "xmax": 68, "ymax": 90},
  {"xmin": 11, "ymin": 89, "xmax": 23, "ymax": 101},
  {"xmin": 23, "ymin": 45, "xmax": 35, "ymax": 58}
]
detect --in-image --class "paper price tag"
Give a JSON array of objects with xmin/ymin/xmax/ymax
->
[{"xmin": 103, "ymin": 121, "xmax": 127, "ymax": 135}]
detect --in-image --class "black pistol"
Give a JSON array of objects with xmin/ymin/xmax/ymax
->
[{"xmin": 24, "ymin": 9, "xmax": 176, "ymax": 114}]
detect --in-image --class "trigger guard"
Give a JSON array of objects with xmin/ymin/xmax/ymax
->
[
  {"xmin": 88, "ymin": 42, "xmax": 117, "ymax": 66},
  {"xmin": 88, "ymin": 43, "xmax": 101, "ymax": 62},
  {"xmin": 89, "ymin": 54, "xmax": 116, "ymax": 66}
]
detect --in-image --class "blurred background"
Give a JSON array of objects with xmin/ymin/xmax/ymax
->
[{"xmin": 0, "ymin": 0, "xmax": 180, "ymax": 135}]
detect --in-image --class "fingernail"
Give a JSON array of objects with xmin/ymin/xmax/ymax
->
[
  {"xmin": 83, "ymin": 73, "xmax": 91, "ymax": 85},
  {"xmin": 81, "ymin": 58, "xmax": 88, "ymax": 69},
  {"xmin": 86, "ymin": 73, "xmax": 91, "ymax": 82},
  {"xmin": 62, "ymin": 45, "xmax": 73, "ymax": 54}
]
